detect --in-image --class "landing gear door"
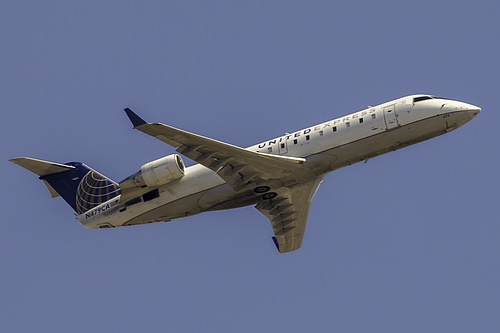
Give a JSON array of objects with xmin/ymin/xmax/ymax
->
[{"xmin": 383, "ymin": 104, "xmax": 399, "ymax": 130}]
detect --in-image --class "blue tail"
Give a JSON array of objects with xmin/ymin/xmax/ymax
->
[{"xmin": 10, "ymin": 158, "xmax": 121, "ymax": 214}]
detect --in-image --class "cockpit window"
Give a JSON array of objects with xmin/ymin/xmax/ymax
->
[{"xmin": 413, "ymin": 96, "xmax": 433, "ymax": 103}]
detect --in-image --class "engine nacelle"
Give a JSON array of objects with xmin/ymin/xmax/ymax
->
[{"xmin": 119, "ymin": 154, "xmax": 185, "ymax": 190}]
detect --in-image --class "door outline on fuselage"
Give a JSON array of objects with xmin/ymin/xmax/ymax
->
[
  {"xmin": 383, "ymin": 104, "xmax": 399, "ymax": 130},
  {"xmin": 278, "ymin": 138, "xmax": 288, "ymax": 154}
]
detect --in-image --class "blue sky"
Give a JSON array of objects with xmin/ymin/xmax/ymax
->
[{"xmin": 2, "ymin": 1, "xmax": 499, "ymax": 332}]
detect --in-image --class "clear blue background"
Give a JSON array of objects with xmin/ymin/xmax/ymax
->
[{"xmin": 2, "ymin": 1, "xmax": 498, "ymax": 332}]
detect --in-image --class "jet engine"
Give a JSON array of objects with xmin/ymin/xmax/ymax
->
[{"xmin": 119, "ymin": 154, "xmax": 186, "ymax": 190}]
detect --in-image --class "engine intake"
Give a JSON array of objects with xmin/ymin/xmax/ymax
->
[{"xmin": 119, "ymin": 154, "xmax": 185, "ymax": 190}]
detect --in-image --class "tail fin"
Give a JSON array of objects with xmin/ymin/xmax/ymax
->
[{"xmin": 10, "ymin": 157, "xmax": 121, "ymax": 214}]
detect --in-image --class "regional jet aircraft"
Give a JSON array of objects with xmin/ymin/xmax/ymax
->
[{"xmin": 11, "ymin": 95, "xmax": 480, "ymax": 253}]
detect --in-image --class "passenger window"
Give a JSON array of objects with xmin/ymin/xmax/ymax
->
[
  {"xmin": 346, "ymin": 122, "xmax": 350, "ymax": 128},
  {"xmin": 359, "ymin": 118, "xmax": 363, "ymax": 123},
  {"xmin": 306, "ymin": 135, "xmax": 310, "ymax": 140},
  {"xmin": 280, "ymin": 143, "xmax": 285, "ymax": 149},
  {"xmin": 319, "ymin": 130, "xmax": 324, "ymax": 136},
  {"xmin": 293, "ymin": 139, "xmax": 298, "ymax": 144},
  {"xmin": 333, "ymin": 126, "xmax": 337, "ymax": 132},
  {"xmin": 268, "ymin": 147, "xmax": 272, "ymax": 152},
  {"xmin": 371, "ymin": 114, "xmax": 376, "ymax": 119}
]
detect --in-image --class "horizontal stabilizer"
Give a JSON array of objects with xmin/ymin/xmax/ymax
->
[
  {"xmin": 11, "ymin": 157, "xmax": 121, "ymax": 213},
  {"xmin": 9, "ymin": 157, "xmax": 75, "ymax": 176},
  {"xmin": 10, "ymin": 157, "xmax": 76, "ymax": 199}
]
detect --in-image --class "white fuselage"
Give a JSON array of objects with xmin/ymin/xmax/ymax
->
[{"xmin": 78, "ymin": 95, "xmax": 480, "ymax": 229}]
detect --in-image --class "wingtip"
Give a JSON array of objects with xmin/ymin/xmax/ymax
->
[
  {"xmin": 272, "ymin": 236, "xmax": 281, "ymax": 253},
  {"xmin": 124, "ymin": 108, "xmax": 147, "ymax": 128}
]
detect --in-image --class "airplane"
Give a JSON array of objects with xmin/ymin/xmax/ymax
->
[{"xmin": 10, "ymin": 94, "xmax": 480, "ymax": 253}]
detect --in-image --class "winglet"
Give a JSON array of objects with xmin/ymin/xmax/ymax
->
[
  {"xmin": 272, "ymin": 236, "xmax": 281, "ymax": 253},
  {"xmin": 124, "ymin": 108, "xmax": 147, "ymax": 128}
]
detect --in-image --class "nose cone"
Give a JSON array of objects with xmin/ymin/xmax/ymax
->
[
  {"xmin": 445, "ymin": 100, "xmax": 480, "ymax": 117},
  {"xmin": 461, "ymin": 102, "xmax": 481, "ymax": 120},
  {"xmin": 447, "ymin": 101, "xmax": 481, "ymax": 128},
  {"xmin": 461, "ymin": 102, "xmax": 481, "ymax": 113}
]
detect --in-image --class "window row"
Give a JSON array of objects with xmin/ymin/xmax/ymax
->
[
  {"xmin": 332, "ymin": 114, "xmax": 376, "ymax": 132},
  {"xmin": 265, "ymin": 113, "xmax": 378, "ymax": 152}
]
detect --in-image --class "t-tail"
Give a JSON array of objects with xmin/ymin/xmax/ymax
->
[{"xmin": 10, "ymin": 157, "xmax": 121, "ymax": 214}]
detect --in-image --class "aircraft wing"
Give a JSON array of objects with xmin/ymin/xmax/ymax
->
[
  {"xmin": 124, "ymin": 108, "xmax": 320, "ymax": 253},
  {"xmin": 256, "ymin": 176, "xmax": 323, "ymax": 253},
  {"xmin": 124, "ymin": 109, "xmax": 315, "ymax": 191}
]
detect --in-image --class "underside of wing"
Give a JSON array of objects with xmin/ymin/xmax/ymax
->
[{"xmin": 256, "ymin": 177, "xmax": 323, "ymax": 253}]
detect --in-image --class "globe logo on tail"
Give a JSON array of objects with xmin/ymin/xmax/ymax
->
[{"xmin": 76, "ymin": 171, "xmax": 121, "ymax": 214}]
